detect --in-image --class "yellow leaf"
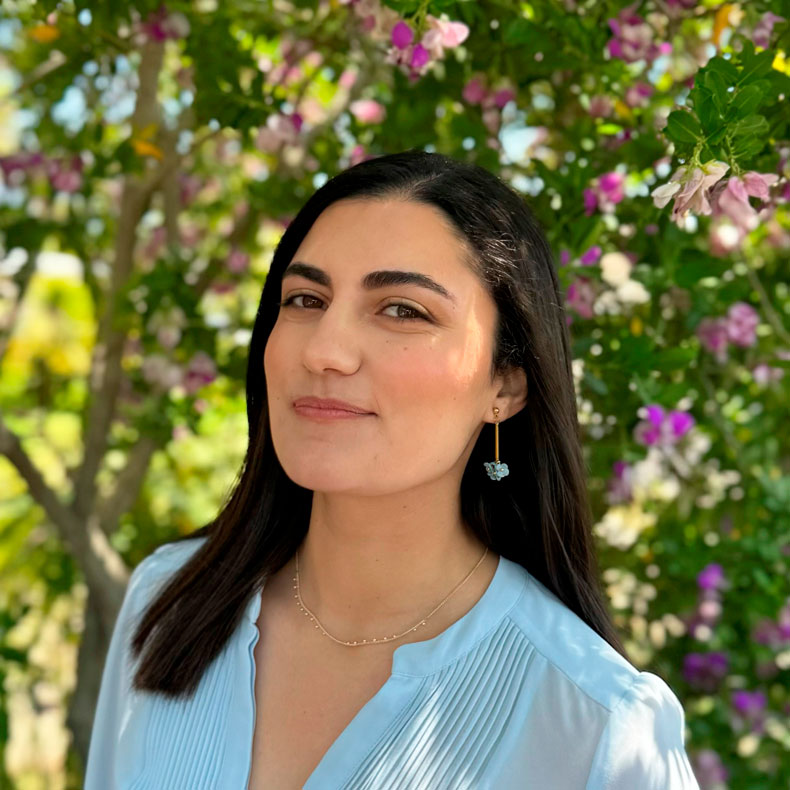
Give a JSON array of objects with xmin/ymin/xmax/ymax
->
[
  {"xmin": 772, "ymin": 50, "xmax": 788, "ymax": 74},
  {"xmin": 131, "ymin": 138, "xmax": 164, "ymax": 160},
  {"xmin": 135, "ymin": 122, "xmax": 159, "ymax": 141},
  {"xmin": 712, "ymin": 4, "xmax": 742, "ymax": 49},
  {"xmin": 29, "ymin": 23, "xmax": 60, "ymax": 43},
  {"xmin": 613, "ymin": 99, "xmax": 633, "ymax": 121},
  {"xmin": 630, "ymin": 316, "xmax": 643, "ymax": 336}
]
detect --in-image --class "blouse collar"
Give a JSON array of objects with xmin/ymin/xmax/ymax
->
[{"xmin": 244, "ymin": 553, "xmax": 531, "ymax": 678}]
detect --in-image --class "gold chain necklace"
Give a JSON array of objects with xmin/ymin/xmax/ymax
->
[{"xmin": 293, "ymin": 546, "xmax": 489, "ymax": 646}]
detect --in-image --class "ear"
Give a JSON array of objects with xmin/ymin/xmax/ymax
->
[{"xmin": 491, "ymin": 366, "xmax": 528, "ymax": 421}]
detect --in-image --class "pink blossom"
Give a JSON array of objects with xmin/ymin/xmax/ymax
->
[
  {"xmin": 493, "ymin": 88, "xmax": 516, "ymax": 109},
  {"xmin": 463, "ymin": 77, "xmax": 487, "ymax": 104},
  {"xmin": 710, "ymin": 171, "xmax": 779, "ymax": 232},
  {"xmin": 585, "ymin": 171, "xmax": 625, "ymax": 214},
  {"xmin": 0, "ymin": 151, "xmax": 45, "ymax": 182},
  {"xmin": 625, "ymin": 82, "xmax": 654, "ymax": 108},
  {"xmin": 349, "ymin": 144, "xmax": 368, "ymax": 166},
  {"xmin": 338, "ymin": 69, "xmax": 358, "ymax": 89},
  {"xmin": 141, "ymin": 5, "xmax": 190, "ymax": 41},
  {"xmin": 665, "ymin": 0, "xmax": 698, "ymax": 10},
  {"xmin": 726, "ymin": 301, "xmax": 759, "ymax": 347},
  {"xmin": 753, "ymin": 11, "xmax": 786, "ymax": 49},
  {"xmin": 254, "ymin": 113, "xmax": 301, "ymax": 152},
  {"xmin": 753, "ymin": 363, "xmax": 785, "ymax": 384},
  {"xmin": 606, "ymin": 3, "xmax": 666, "ymax": 64},
  {"xmin": 662, "ymin": 161, "xmax": 730, "ymax": 226},
  {"xmin": 696, "ymin": 317, "xmax": 729, "ymax": 362},
  {"xmin": 421, "ymin": 14, "xmax": 469, "ymax": 59},
  {"xmin": 588, "ymin": 95, "xmax": 613, "ymax": 117},
  {"xmin": 182, "ymin": 351, "xmax": 217, "ymax": 395},
  {"xmin": 391, "ymin": 21, "xmax": 413, "ymax": 49},
  {"xmin": 227, "ymin": 247, "xmax": 250, "ymax": 274},
  {"xmin": 566, "ymin": 277, "xmax": 596, "ymax": 318},
  {"xmin": 179, "ymin": 174, "xmax": 202, "ymax": 206},
  {"xmin": 606, "ymin": 460, "xmax": 633, "ymax": 504},
  {"xmin": 46, "ymin": 155, "xmax": 84, "ymax": 193}
]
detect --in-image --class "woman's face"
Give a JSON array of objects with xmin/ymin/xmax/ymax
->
[{"xmin": 264, "ymin": 198, "xmax": 506, "ymax": 495}]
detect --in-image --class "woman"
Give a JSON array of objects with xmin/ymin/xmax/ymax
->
[{"xmin": 85, "ymin": 149, "xmax": 701, "ymax": 789}]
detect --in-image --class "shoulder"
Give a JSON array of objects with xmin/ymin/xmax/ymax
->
[
  {"xmin": 506, "ymin": 566, "xmax": 679, "ymax": 714},
  {"xmin": 502, "ymin": 567, "xmax": 697, "ymax": 788}
]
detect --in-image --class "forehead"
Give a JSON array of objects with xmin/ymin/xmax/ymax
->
[{"xmin": 292, "ymin": 198, "xmax": 478, "ymax": 282}]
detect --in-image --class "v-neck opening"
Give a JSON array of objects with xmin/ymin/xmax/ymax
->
[{"xmin": 242, "ymin": 553, "xmax": 530, "ymax": 789}]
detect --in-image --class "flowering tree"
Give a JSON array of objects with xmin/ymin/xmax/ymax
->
[{"xmin": 0, "ymin": 1, "xmax": 788, "ymax": 786}]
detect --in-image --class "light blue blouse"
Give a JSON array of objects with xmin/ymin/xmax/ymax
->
[{"xmin": 85, "ymin": 536, "xmax": 701, "ymax": 789}]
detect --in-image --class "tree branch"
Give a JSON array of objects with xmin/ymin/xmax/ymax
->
[{"xmin": 73, "ymin": 37, "xmax": 165, "ymax": 523}]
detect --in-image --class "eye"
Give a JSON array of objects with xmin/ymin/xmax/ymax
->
[{"xmin": 278, "ymin": 294, "xmax": 431, "ymax": 323}]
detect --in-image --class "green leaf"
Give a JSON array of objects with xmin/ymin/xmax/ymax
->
[
  {"xmin": 706, "ymin": 56, "xmax": 739, "ymax": 83},
  {"xmin": 702, "ymin": 70, "xmax": 728, "ymax": 112},
  {"xmin": 583, "ymin": 371, "xmax": 609, "ymax": 396},
  {"xmin": 652, "ymin": 347, "xmax": 698, "ymax": 372},
  {"xmin": 696, "ymin": 89, "xmax": 722, "ymax": 134},
  {"xmin": 666, "ymin": 110, "xmax": 702, "ymax": 143},
  {"xmin": 738, "ymin": 48, "xmax": 775, "ymax": 86},
  {"xmin": 731, "ymin": 113, "xmax": 770, "ymax": 142},
  {"xmin": 730, "ymin": 84, "xmax": 764, "ymax": 118}
]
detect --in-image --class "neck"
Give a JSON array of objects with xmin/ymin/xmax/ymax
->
[{"xmin": 294, "ymin": 487, "xmax": 492, "ymax": 638}]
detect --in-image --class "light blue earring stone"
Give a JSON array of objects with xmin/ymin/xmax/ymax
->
[{"xmin": 484, "ymin": 461, "xmax": 509, "ymax": 481}]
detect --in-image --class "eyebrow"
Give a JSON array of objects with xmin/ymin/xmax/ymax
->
[{"xmin": 282, "ymin": 261, "xmax": 457, "ymax": 305}]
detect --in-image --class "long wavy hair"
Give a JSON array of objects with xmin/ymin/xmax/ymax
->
[{"xmin": 129, "ymin": 148, "xmax": 628, "ymax": 698}]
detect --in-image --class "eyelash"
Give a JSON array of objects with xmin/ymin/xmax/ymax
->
[{"xmin": 277, "ymin": 294, "xmax": 431, "ymax": 323}]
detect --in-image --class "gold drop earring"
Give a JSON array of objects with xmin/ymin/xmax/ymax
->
[{"xmin": 483, "ymin": 406, "xmax": 509, "ymax": 481}]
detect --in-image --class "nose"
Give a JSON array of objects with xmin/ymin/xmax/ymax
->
[{"xmin": 299, "ymin": 302, "xmax": 362, "ymax": 375}]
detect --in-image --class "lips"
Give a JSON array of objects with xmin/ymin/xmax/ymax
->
[{"xmin": 292, "ymin": 396, "xmax": 374, "ymax": 415}]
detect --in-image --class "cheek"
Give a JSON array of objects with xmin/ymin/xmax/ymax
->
[
  {"xmin": 263, "ymin": 323, "xmax": 289, "ymax": 395},
  {"xmin": 381, "ymin": 333, "xmax": 486, "ymax": 405}
]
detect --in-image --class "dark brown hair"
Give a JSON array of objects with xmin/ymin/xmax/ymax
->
[{"xmin": 129, "ymin": 148, "xmax": 628, "ymax": 699}]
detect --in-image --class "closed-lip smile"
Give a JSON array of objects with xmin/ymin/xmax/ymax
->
[{"xmin": 293, "ymin": 396, "xmax": 375, "ymax": 416}]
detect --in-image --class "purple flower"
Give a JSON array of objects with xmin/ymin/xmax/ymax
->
[
  {"xmin": 726, "ymin": 302, "xmax": 759, "ymax": 347},
  {"xmin": 753, "ymin": 12, "xmax": 786, "ymax": 49},
  {"xmin": 410, "ymin": 43, "xmax": 430, "ymax": 69},
  {"xmin": 606, "ymin": 3, "xmax": 667, "ymax": 64},
  {"xmin": 696, "ymin": 317, "xmax": 729, "ymax": 362},
  {"xmin": 668, "ymin": 409, "xmax": 695, "ymax": 439},
  {"xmin": 697, "ymin": 563, "xmax": 725, "ymax": 591},
  {"xmin": 691, "ymin": 748, "xmax": 729, "ymax": 789},
  {"xmin": 683, "ymin": 651, "xmax": 728, "ymax": 692},
  {"xmin": 391, "ymin": 21, "xmax": 413, "ymax": 49},
  {"xmin": 633, "ymin": 404, "xmax": 695, "ymax": 447},
  {"xmin": 732, "ymin": 689, "xmax": 767, "ymax": 716},
  {"xmin": 182, "ymin": 351, "xmax": 217, "ymax": 395},
  {"xmin": 606, "ymin": 460, "xmax": 633, "ymax": 504},
  {"xmin": 580, "ymin": 245, "xmax": 602, "ymax": 265}
]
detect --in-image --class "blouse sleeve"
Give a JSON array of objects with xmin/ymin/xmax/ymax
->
[
  {"xmin": 83, "ymin": 555, "xmax": 155, "ymax": 790},
  {"xmin": 585, "ymin": 670, "xmax": 701, "ymax": 790}
]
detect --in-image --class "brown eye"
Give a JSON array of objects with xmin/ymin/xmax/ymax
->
[
  {"xmin": 381, "ymin": 302, "xmax": 430, "ymax": 322},
  {"xmin": 278, "ymin": 294, "xmax": 324, "ymax": 309},
  {"xmin": 279, "ymin": 294, "xmax": 430, "ymax": 323}
]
